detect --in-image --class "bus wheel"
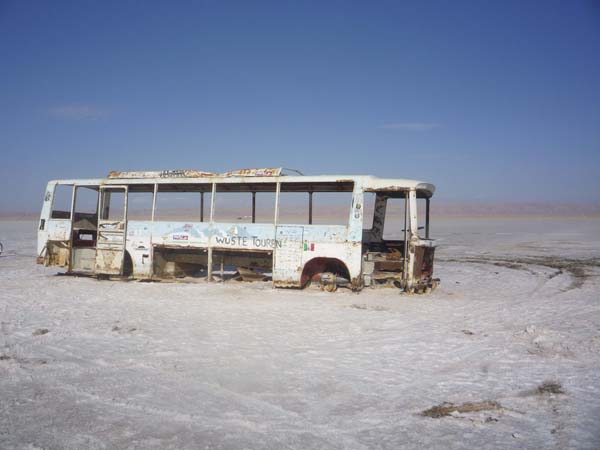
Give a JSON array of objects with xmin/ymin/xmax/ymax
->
[{"xmin": 320, "ymin": 272, "xmax": 338, "ymax": 292}]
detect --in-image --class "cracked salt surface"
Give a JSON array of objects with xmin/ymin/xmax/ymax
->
[{"xmin": 1, "ymin": 218, "xmax": 599, "ymax": 449}]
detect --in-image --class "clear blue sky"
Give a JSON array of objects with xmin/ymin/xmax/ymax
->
[{"xmin": 1, "ymin": 0, "xmax": 599, "ymax": 211}]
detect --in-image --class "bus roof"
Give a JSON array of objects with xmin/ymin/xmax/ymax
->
[{"xmin": 49, "ymin": 168, "xmax": 435, "ymax": 197}]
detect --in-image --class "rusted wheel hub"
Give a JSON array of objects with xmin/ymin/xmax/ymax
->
[{"xmin": 320, "ymin": 272, "xmax": 338, "ymax": 292}]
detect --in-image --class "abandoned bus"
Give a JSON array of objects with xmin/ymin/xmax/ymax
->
[{"xmin": 37, "ymin": 168, "xmax": 438, "ymax": 293}]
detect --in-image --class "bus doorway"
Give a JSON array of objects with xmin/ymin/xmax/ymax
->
[
  {"xmin": 70, "ymin": 185, "xmax": 99, "ymax": 273},
  {"xmin": 95, "ymin": 186, "xmax": 128, "ymax": 275}
]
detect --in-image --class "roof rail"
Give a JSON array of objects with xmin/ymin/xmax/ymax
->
[
  {"xmin": 107, "ymin": 167, "xmax": 287, "ymax": 179},
  {"xmin": 281, "ymin": 167, "xmax": 305, "ymax": 176}
]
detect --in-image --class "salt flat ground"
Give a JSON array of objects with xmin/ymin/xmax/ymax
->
[{"xmin": 1, "ymin": 218, "xmax": 599, "ymax": 450}]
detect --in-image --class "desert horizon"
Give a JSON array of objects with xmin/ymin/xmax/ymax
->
[{"xmin": 3, "ymin": 201, "xmax": 600, "ymax": 221}]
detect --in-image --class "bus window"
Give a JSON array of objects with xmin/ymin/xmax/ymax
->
[
  {"xmin": 278, "ymin": 183, "xmax": 353, "ymax": 225},
  {"xmin": 254, "ymin": 192, "xmax": 277, "ymax": 223},
  {"xmin": 213, "ymin": 191, "xmax": 253, "ymax": 223},
  {"xmin": 278, "ymin": 191, "xmax": 309, "ymax": 224},
  {"xmin": 383, "ymin": 197, "xmax": 407, "ymax": 240},
  {"xmin": 101, "ymin": 190, "xmax": 125, "ymax": 221},
  {"xmin": 128, "ymin": 186, "xmax": 154, "ymax": 221},
  {"xmin": 154, "ymin": 185, "xmax": 210, "ymax": 222},
  {"xmin": 310, "ymin": 192, "xmax": 352, "ymax": 225},
  {"xmin": 73, "ymin": 186, "xmax": 98, "ymax": 228},
  {"xmin": 213, "ymin": 183, "xmax": 276, "ymax": 223},
  {"xmin": 213, "ymin": 191, "xmax": 277, "ymax": 223},
  {"xmin": 51, "ymin": 184, "xmax": 73, "ymax": 219}
]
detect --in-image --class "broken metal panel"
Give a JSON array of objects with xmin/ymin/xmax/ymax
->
[
  {"xmin": 374, "ymin": 260, "xmax": 403, "ymax": 271},
  {"xmin": 95, "ymin": 248, "xmax": 123, "ymax": 273},
  {"xmin": 45, "ymin": 241, "xmax": 70, "ymax": 267},
  {"xmin": 363, "ymin": 180, "xmax": 435, "ymax": 198},
  {"xmin": 46, "ymin": 218, "xmax": 71, "ymax": 242},
  {"xmin": 37, "ymin": 181, "xmax": 74, "ymax": 267},
  {"xmin": 413, "ymin": 245, "xmax": 435, "ymax": 280},
  {"xmin": 71, "ymin": 247, "xmax": 96, "ymax": 272},
  {"xmin": 41, "ymin": 217, "xmax": 73, "ymax": 267}
]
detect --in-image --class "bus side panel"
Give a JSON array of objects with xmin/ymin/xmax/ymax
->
[
  {"xmin": 126, "ymin": 221, "xmax": 154, "ymax": 278},
  {"xmin": 273, "ymin": 225, "xmax": 304, "ymax": 287},
  {"xmin": 149, "ymin": 222, "xmax": 278, "ymax": 278},
  {"xmin": 44, "ymin": 218, "xmax": 72, "ymax": 268},
  {"xmin": 148, "ymin": 221, "xmax": 279, "ymax": 251},
  {"xmin": 148, "ymin": 221, "xmax": 212, "ymax": 278},
  {"xmin": 206, "ymin": 223, "xmax": 277, "ymax": 251},
  {"xmin": 151, "ymin": 221, "xmax": 212, "ymax": 248},
  {"xmin": 301, "ymin": 225, "xmax": 362, "ymax": 282},
  {"xmin": 302, "ymin": 241, "xmax": 363, "ymax": 282}
]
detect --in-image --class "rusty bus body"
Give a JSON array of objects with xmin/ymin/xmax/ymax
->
[{"xmin": 37, "ymin": 168, "xmax": 438, "ymax": 293}]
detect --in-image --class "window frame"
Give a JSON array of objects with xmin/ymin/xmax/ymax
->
[{"xmin": 49, "ymin": 183, "xmax": 75, "ymax": 221}]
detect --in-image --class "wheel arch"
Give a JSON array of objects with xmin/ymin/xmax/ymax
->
[{"xmin": 300, "ymin": 257, "xmax": 351, "ymax": 287}]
